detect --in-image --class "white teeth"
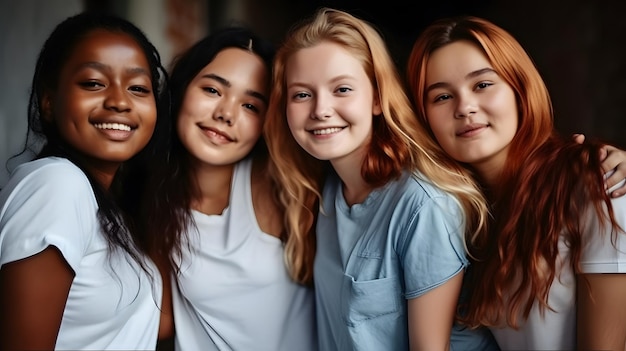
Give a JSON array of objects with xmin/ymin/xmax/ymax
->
[
  {"xmin": 94, "ymin": 123, "xmax": 132, "ymax": 131},
  {"xmin": 312, "ymin": 127, "xmax": 343, "ymax": 135}
]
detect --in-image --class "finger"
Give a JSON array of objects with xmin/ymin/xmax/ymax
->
[
  {"xmin": 609, "ymin": 182, "xmax": 625, "ymax": 198},
  {"xmin": 573, "ymin": 133, "xmax": 585, "ymax": 144},
  {"xmin": 599, "ymin": 145, "xmax": 619, "ymax": 171},
  {"xmin": 604, "ymin": 170, "xmax": 622, "ymax": 190}
]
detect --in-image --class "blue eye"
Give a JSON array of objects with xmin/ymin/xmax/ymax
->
[{"xmin": 434, "ymin": 94, "xmax": 451, "ymax": 102}]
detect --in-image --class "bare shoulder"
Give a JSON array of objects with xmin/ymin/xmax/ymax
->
[{"xmin": 251, "ymin": 157, "xmax": 284, "ymax": 238}]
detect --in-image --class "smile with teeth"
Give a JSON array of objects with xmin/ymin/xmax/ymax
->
[
  {"xmin": 312, "ymin": 127, "xmax": 344, "ymax": 135},
  {"xmin": 94, "ymin": 123, "xmax": 132, "ymax": 131}
]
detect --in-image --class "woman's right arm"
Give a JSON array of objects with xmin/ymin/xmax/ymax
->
[
  {"xmin": 576, "ymin": 187, "xmax": 626, "ymax": 349},
  {"xmin": 577, "ymin": 273, "xmax": 626, "ymax": 350},
  {"xmin": 0, "ymin": 246, "xmax": 74, "ymax": 350},
  {"xmin": 408, "ymin": 271, "xmax": 464, "ymax": 351}
]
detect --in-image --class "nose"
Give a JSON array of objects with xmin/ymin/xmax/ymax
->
[
  {"xmin": 214, "ymin": 98, "xmax": 237, "ymax": 126},
  {"xmin": 103, "ymin": 85, "xmax": 131, "ymax": 112},
  {"xmin": 310, "ymin": 93, "xmax": 332, "ymax": 120},
  {"xmin": 454, "ymin": 93, "xmax": 477, "ymax": 119}
]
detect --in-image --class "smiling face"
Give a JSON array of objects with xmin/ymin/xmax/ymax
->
[
  {"xmin": 176, "ymin": 47, "xmax": 269, "ymax": 167},
  {"xmin": 44, "ymin": 29, "xmax": 156, "ymax": 173},
  {"xmin": 284, "ymin": 41, "xmax": 381, "ymax": 168},
  {"xmin": 424, "ymin": 40, "xmax": 518, "ymax": 179}
]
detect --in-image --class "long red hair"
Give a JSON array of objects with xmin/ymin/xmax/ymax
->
[{"xmin": 407, "ymin": 16, "xmax": 622, "ymax": 328}]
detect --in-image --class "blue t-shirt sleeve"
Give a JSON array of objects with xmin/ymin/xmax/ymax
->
[
  {"xmin": 0, "ymin": 160, "xmax": 97, "ymax": 272},
  {"xmin": 398, "ymin": 194, "xmax": 469, "ymax": 299}
]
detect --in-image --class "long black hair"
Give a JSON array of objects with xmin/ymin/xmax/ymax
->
[
  {"xmin": 16, "ymin": 11, "xmax": 169, "ymax": 269},
  {"xmin": 139, "ymin": 26, "xmax": 275, "ymax": 274}
]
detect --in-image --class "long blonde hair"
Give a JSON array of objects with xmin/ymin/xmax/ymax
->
[{"xmin": 265, "ymin": 8, "xmax": 488, "ymax": 285}]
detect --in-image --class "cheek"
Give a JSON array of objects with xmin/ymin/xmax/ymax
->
[
  {"xmin": 176, "ymin": 113, "xmax": 194, "ymax": 142},
  {"xmin": 140, "ymin": 97, "xmax": 158, "ymax": 128},
  {"xmin": 241, "ymin": 117, "xmax": 263, "ymax": 143},
  {"xmin": 286, "ymin": 104, "xmax": 304, "ymax": 132},
  {"xmin": 490, "ymin": 92, "xmax": 519, "ymax": 138},
  {"xmin": 176, "ymin": 94, "xmax": 205, "ymax": 132},
  {"xmin": 425, "ymin": 111, "xmax": 448, "ymax": 141},
  {"xmin": 53, "ymin": 91, "xmax": 87, "ymax": 121},
  {"xmin": 492, "ymin": 88, "xmax": 518, "ymax": 118},
  {"xmin": 178, "ymin": 91, "xmax": 203, "ymax": 119},
  {"xmin": 426, "ymin": 115, "xmax": 458, "ymax": 156}
]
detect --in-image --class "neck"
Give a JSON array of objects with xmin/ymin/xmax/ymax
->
[
  {"xmin": 470, "ymin": 151, "xmax": 508, "ymax": 191},
  {"xmin": 331, "ymin": 156, "xmax": 372, "ymax": 206},
  {"xmin": 84, "ymin": 161, "xmax": 121, "ymax": 191},
  {"xmin": 190, "ymin": 161, "xmax": 235, "ymax": 215}
]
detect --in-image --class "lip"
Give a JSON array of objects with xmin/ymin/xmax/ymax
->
[
  {"xmin": 92, "ymin": 118, "xmax": 137, "ymax": 141},
  {"xmin": 93, "ymin": 123, "xmax": 135, "ymax": 141},
  {"xmin": 307, "ymin": 126, "xmax": 346, "ymax": 136},
  {"xmin": 93, "ymin": 122, "xmax": 133, "ymax": 132},
  {"xmin": 200, "ymin": 125, "xmax": 234, "ymax": 142},
  {"xmin": 456, "ymin": 123, "xmax": 489, "ymax": 137},
  {"xmin": 91, "ymin": 116, "xmax": 138, "ymax": 130}
]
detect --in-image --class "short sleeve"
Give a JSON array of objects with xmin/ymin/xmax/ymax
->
[
  {"xmin": 399, "ymin": 194, "xmax": 469, "ymax": 298},
  {"xmin": 0, "ymin": 159, "xmax": 98, "ymax": 272},
  {"xmin": 580, "ymin": 188, "xmax": 626, "ymax": 273}
]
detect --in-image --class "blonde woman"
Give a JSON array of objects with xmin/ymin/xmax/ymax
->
[{"xmin": 265, "ymin": 8, "xmax": 495, "ymax": 350}]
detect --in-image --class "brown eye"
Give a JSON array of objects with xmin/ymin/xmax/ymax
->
[
  {"xmin": 130, "ymin": 86, "xmax": 151, "ymax": 94},
  {"xmin": 79, "ymin": 81, "xmax": 104, "ymax": 89},
  {"xmin": 475, "ymin": 82, "xmax": 492, "ymax": 90},
  {"xmin": 202, "ymin": 87, "xmax": 220, "ymax": 95},
  {"xmin": 243, "ymin": 103, "xmax": 260, "ymax": 113}
]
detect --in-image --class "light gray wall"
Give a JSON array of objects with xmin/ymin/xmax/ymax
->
[
  {"xmin": 0, "ymin": 0, "xmax": 185, "ymax": 188},
  {"xmin": 0, "ymin": 0, "xmax": 83, "ymax": 187}
]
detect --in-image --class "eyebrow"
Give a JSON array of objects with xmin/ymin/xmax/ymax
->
[
  {"xmin": 287, "ymin": 74, "xmax": 357, "ymax": 90},
  {"xmin": 425, "ymin": 67, "xmax": 497, "ymax": 93},
  {"xmin": 79, "ymin": 61, "xmax": 149, "ymax": 76},
  {"xmin": 201, "ymin": 73, "xmax": 268, "ymax": 104}
]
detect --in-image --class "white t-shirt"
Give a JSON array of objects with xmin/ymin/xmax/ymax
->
[
  {"xmin": 0, "ymin": 157, "xmax": 162, "ymax": 350},
  {"xmin": 172, "ymin": 157, "xmax": 317, "ymax": 351},
  {"xmin": 490, "ymin": 180, "xmax": 626, "ymax": 350}
]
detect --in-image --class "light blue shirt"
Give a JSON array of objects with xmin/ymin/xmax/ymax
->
[{"xmin": 314, "ymin": 170, "xmax": 471, "ymax": 350}]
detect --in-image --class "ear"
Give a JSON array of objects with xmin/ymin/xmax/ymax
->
[
  {"xmin": 372, "ymin": 94, "xmax": 382, "ymax": 116},
  {"xmin": 41, "ymin": 92, "xmax": 53, "ymax": 122}
]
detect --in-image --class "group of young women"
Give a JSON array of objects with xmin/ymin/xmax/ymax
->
[{"xmin": 0, "ymin": 6, "xmax": 624, "ymax": 351}]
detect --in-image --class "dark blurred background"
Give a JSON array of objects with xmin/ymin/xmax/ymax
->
[{"xmin": 2, "ymin": 0, "xmax": 625, "ymax": 185}]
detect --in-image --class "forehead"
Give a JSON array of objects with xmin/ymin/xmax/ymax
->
[
  {"xmin": 62, "ymin": 29, "xmax": 149, "ymax": 70},
  {"xmin": 188, "ymin": 48, "xmax": 270, "ymax": 95},
  {"xmin": 285, "ymin": 41, "xmax": 366, "ymax": 82},
  {"xmin": 426, "ymin": 40, "xmax": 491, "ymax": 83},
  {"xmin": 205, "ymin": 47, "xmax": 267, "ymax": 75}
]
